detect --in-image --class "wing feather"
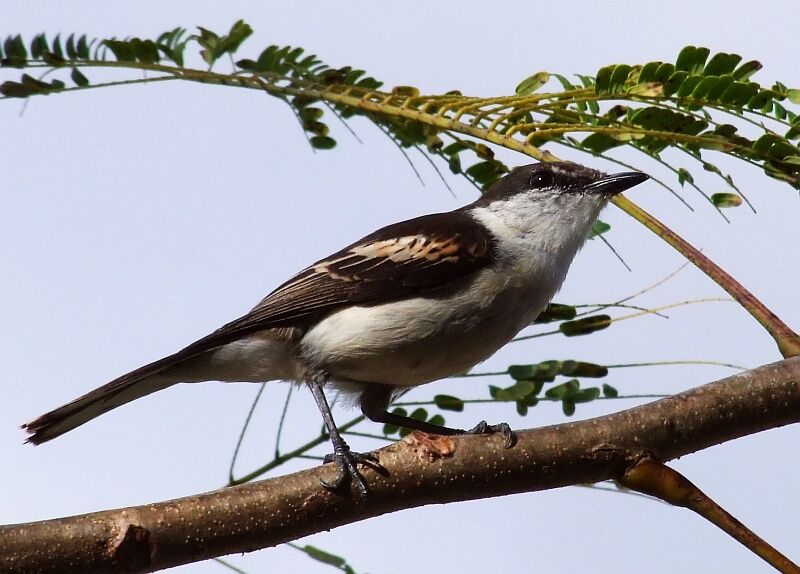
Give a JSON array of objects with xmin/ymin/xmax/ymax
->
[{"xmin": 158, "ymin": 211, "xmax": 495, "ymax": 362}]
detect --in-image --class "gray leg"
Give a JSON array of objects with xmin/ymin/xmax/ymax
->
[
  {"xmin": 307, "ymin": 374, "xmax": 377, "ymax": 500},
  {"xmin": 359, "ymin": 385, "xmax": 516, "ymax": 448}
]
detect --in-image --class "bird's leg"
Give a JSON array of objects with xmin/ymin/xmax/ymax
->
[
  {"xmin": 307, "ymin": 373, "xmax": 378, "ymax": 500},
  {"xmin": 360, "ymin": 385, "xmax": 516, "ymax": 448}
]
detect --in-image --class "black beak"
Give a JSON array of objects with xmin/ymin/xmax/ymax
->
[{"xmin": 584, "ymin": 171, "xmax": 649, "ymax": 195}]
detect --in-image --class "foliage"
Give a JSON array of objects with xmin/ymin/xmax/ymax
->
[
  {"xmin": 3, "ymin": 21, "xmax": 799, "ymax": 573},
  {"xmin": 3, "ymin": 22, "xmax": 800, "ymax": 205}
]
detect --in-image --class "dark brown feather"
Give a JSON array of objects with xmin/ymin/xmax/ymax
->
[{"xmin": 147, "ymin": 211, "xmax": 495, "ymax": 365}]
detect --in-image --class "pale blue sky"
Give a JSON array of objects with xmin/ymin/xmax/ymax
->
[{"xmin": 2, "ymin": 2, "xmax": 798, "ymax": 573}]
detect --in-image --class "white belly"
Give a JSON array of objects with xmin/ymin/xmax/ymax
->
[{"xmin": 299, "ymin": 267, "xmax": 556, "ymax": 386}]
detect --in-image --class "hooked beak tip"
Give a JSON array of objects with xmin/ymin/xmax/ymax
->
[{"xmin": 588, "ymin": 171, "xmax": 649, "ymax": 195}]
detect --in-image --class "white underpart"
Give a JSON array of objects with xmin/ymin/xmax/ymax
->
[
  {"xmin": 181, "ymin": 190, "xmax": 608, "ymax": 391},
  {"xmin": 301, "ymin": 190, "xmax": 609, "ymax": 390},
  {"xmin": 189, "ymin": 337, "xmax": 302, "ymax": 383}
]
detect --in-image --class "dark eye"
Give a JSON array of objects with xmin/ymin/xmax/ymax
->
[{"xmin": 530, "ymin": 171, "xmax": 555, "ymax": 189}]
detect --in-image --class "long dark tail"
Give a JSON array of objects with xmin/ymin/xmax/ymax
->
[{"xmin": 23, "ymin": 353, "xmax": 189, "ymax": 445}]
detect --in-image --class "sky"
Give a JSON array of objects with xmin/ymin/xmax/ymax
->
[{"xmin": 1, "ymin": 2, "xmax": 799, "ymax": 573}]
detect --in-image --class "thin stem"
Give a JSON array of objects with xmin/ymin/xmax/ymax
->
[
  {"xmin": 274, "ymin": 386, "xmax": 294, "ymax": 458},
  {"xmin": 228, "ymin": 415, "xmax": 366, "ymax": 486},
  {"xmin": 511, "ymin": 297, "xmax": 733, "ymax": 343},
  {"xmin": 227, "ymin": 383, "xmax": 267, "ymax": 483},
  {"xmin": 394, "ymin": 394, "xmax": 669, "ymax": 407},
  {"xmin": 606, "ymin": 360, "xmax": 747, "ymax": 371},
  {"xmin": 214, "ymin": 558, "xmax": 250, "ymax": 574},
  {"xmin": 612, "ymin": 194, "xmax": 800, "ymax": 357}
]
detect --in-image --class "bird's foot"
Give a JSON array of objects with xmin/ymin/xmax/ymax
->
[
  {"xmin": 464, "ymin": 420, "xmax": 517, "ymax": 448},
  {"xmin": 321, "ymin": 446, "xmax": 380, "ymax": 500}
]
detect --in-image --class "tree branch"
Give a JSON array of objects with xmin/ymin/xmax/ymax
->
[{"xmin": 3, "ymin": 357, "xmax": 799, "ymax": 573}]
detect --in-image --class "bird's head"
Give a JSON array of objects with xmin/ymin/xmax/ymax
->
[{"xmin": 470, "ymin": 162, "xmax": 649, "ymax": 240}]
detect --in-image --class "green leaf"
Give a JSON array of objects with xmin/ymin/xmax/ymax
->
[
  {"xmin": 627, "ymin": 82, "xmax": 663, "ymax": 97},
  {"xmin": 580, "ymin": 133, "xmax": 624, "ymax": 154},
  {"xmin": 732, "ymin": 59, "xmax": 762, "ymax": 81},
  {"xmin": 391, "ymin": 85, "xmax": 420, "ymax": 98},
  {"xmin": 76, "ymin": 35, "xmax": 89, "ymax": 59},
  {"xmin": 51, "ymin": 33, "xmax": 64, "ymax": 60},
  {"xmin": 752, "ymin": 133, "xmax": 779, "ymax": 154},
  {"xmin": 677, "ymin": 168, "xmax": 694, "ymax": 186},
  {"xmin": 559, "ymin": 315, "xmax": 612, "ymax": 337},
  {"xmin": 382, "ymin": 407, "xmax": 406, "ymax": 436},
  {"xmin": 515, "ymin": 71, "xmax": 549, "ymax": 95},
  {"xmin": 631, "ymin": 107, "xmax": 702, "ymax": 133},
  {"xmin": 637, "ymin": 61, "xmax": 663, "ymax": 84},
  {"xmin": 434, "ymin": 394, "xmax": 464, "ymax": 412},
  {"xmin": 608, "ymin": 64, "xmax": 632, "ymax": 93},
  {"xmin": 104, "ymin": 39, "xmax": 135, "ymax": 62},
  {"xmin": 602, "ymin": 384, "xmax": 619, "ymax": 398},
  {"xmin": 65, "ymin": 33, "xmax": 77, "ymax": 60},
  {"xmin": 596, "ymin": 64, "xmax": 632, "ymax": 94},
  {"xmin": 301, "ymin": 545, "xmax": 347, "ymax": 568},
  {"xmin": 5, "ymin": 34, "xmax": 27, "ymax": 60},
  {"xmin": 654, "ymin": 62, "xmax": 676, "ymax": 84},
  {"xmin": 595, "ymin": 65, "xmax": 613, "ymax": 94},
  {"xmin": 0, "ymin": 80, "xmax": 32, "ymax": 98},
  {"xmin": 447, "ymin": 154, "xmax": 462, "ymax": 174},
  {"xmin": 703, "ymin": 52, "xmax": 742, "ymax": 76},
  {"xmin": 30, "ymin": 33, "xmax": 47, "ymax": 59},
  {"xmin": 562, "ymin": 399, "xmax": 576, "ymax": 416},
  {"xmin": 769, "ymin": 141, "xmax": 798, "ymax": 161},
  {"xmin": 490, "ymin": 380, "xmax": 537, "ymax": 401},
  {"xmin": 507, "ymin": 364, "xmax": 538, "ymax": 380},
  {"xmin": 675, "ymin": 46, "xmax": 710, "ymax": 74},
  {"xmin": 704, "ymin": 75, "xmax": 734, "ymax": 101},
  {"xmin": 747, "ymin": 89, "xmax": 780, "ymax": 111},
  {"xmin": 465, "ymin": 160, "xmax": 504, "ymax": 184},
  {"xmin": 299, "ymin": 107, "xmax": 324, "ymax": 122},
  {"xmin": 588, "ymin": 220, "xmax": 610, "ymax": 239},
  {"xmin": 572, "ymin": 387, "xmax": 601, "ymax": 403},
  {"xmin": 473, "ymin": 143, "xmax": 494, "ymax": 160},
  {"xmin": 535, "ymin": 360, "xmax": 562, "ymax": 380},
  {"xmin": 545, "ymin": 379, "xmax": 580, "ymax": 400},
  {"xmin": 787, "ymin": 90, "xmax": 800, "ymax": 105},
  {"xmin": 410, "ymin": 407, "xmax": 428, "ymax": 421},
  {"xmin": 398, "ymin": 407, "xmax": 428, "ymax": 437},
  {"xmin": 428, "ymin": 414, "xmax": 445, "ymax": 427},
  {"xmin": 195, "ymin": 22, "xmax": 250, "ymax": 67},
  {"xmin": 690, "ymin": 76, "xmax": 722, "ymax": 100},
  {"xmin": 551, "ymin": 73, "xmax": 578, "ymax": 91},
  {"xmin": 718, "ymin": 81, "xmax": 759, "ymax": 106},
  {"xmin": 533, "ymin": 303, "xmax": 577, "ymax": 323},
  {"xmin": 664, "ymin": 70, "xmax": 688, "ymax": 96},
  {"xmin": 222, "ymin": 19, "xmax": 253, "ymax": 54},
  {"xmin": 560, "ymin": 361, "xmax": 608, "ymax": 378},
  {"xmin": 310, "ymin": 135, "xmax": 337, "ymax": 150},
  {"xmin": 711, "ymin": 193, "xmax": 742, "ymax": 208},
  {"xmin": 70, "ymin": 68, "xmax": 89, "ymax": 87}
]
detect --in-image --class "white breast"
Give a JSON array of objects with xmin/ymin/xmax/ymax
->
[{"xmin": 300, "ymin": 201, "xmax": 602, "ymax": 387}]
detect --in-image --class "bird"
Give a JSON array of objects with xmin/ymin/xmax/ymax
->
[{"xmin": 23, "ymin": 161, "xmax": 648, "ymax": 498}]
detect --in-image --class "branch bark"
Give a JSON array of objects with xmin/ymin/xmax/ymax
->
[{"xmin": 3, "ymin": 357, "xmax": 799, "ymax": 574}]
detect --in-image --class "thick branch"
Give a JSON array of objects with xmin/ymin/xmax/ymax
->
[{"xmin": 2, "ymin": 358, "xmax": 799, "ymax": 573}]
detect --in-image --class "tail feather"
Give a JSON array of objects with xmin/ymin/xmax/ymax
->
[{"xmin": 23, "ymin": 353, "xmax": 186, "ymax": 445}]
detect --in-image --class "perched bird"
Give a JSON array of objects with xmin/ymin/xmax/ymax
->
[{"xmin": 24, "ymin": 161, "xmax": 648, "ymax": 497}]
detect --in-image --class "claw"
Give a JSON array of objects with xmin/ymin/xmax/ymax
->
[
  {"xmin": 465, "ymin": 420, "xmax": 516, "ymax": 448},
  {"xmin": 320, "ymin": 447, "xmax": 380, "ymax": 500}
]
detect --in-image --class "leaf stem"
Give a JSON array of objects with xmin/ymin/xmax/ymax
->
[{"xmin": 612, "ymin": 194, "xmax": 800, "ymax": 357}]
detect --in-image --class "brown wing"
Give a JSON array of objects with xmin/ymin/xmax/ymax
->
[
  {"xmin": 178, "ymin": 211, "xmax": 495, "ymax": 356},
  {"xmin": 22, "ymin": 210, "xmax": 496, "ymax": 445}
]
